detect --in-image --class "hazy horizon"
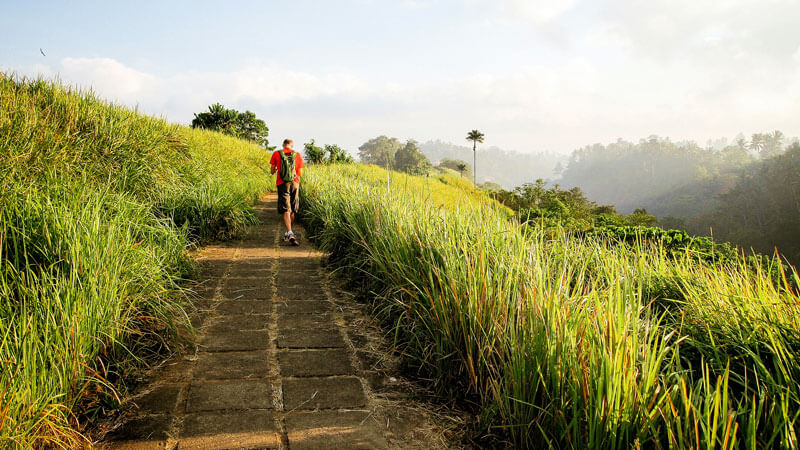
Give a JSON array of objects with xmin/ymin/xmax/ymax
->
[{"xmin": 3, "ymin": 0, "xmax": 799, "ymax": 155}]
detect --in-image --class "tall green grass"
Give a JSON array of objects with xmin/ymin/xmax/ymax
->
[
  {"xmin": 0, "ymin": 74, "xmax": 271, "ymax": 446},
  {"xmin": 301, "ymin": 164, "xmax": 800, "ymax": 448}
]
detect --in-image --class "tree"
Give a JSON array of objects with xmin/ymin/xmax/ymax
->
[
  {"xmin": 192, "ymin": 103, "xmax": 237, "ymax": 132},
  {"xmin": 456, "ymin": 162, "xmax": 468, "ymax": 178},
  {"xmin": 234, "ymin": 110, "xmax": 270, "ymax": 147},
  {"xmin": 437, "ymin": 157, "xmax": 472, "ymax": 178},
  {"xmin": 749, "ymin": 130, "xmax": 784, "ymax": 158},
  {"xmin": 358, "ymin": 136, "xmax": 402, "ymax": 168},
  {"xmin": 480, "ymin": 181, "xmax": 503, "ymax": 192},
  {"xmin": 304, "ymin": 139, "xmax": 325, "ymax": 165},
  {"xmin": 303, "ymin": 140, "xmax": 354, "ymax": 165},
  {"xmin": 191, "ymin": 103, "xmax": 270, "ymax": 148},
  {"xmin": 394, "ymin": 140, "xmax": 432, "ymax": 175},
  {"xmin": 325, "ymin": 144, "xmax": 354, "ymax": 164},
  {"xmin": 466, "ymin": 129, "xmax": 485, "ymax": 184}
]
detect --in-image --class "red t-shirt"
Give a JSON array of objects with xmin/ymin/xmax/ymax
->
[{"xmin": 270, "ymin": 148, "xmax": 304, "ymax": 186}]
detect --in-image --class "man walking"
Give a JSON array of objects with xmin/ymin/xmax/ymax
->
[{"xmin": 270, "ymin": 139, "xmax": 305, "ymax": 246}]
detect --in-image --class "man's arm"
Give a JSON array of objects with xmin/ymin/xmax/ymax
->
[{"xmin": 269, "ymin": 152, "xmax": 277, "ymax": 174}]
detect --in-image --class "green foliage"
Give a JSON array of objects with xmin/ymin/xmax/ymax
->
[
  {"xmin": 466, "ymin": 129, "xmax": 484, "ymax": 146},
  {"xmin": 0, "ymin": 74, "xmax": 270, "ymax": 445},
  {"xmin": 357, "ymin": 135, "xmax": 401, "ymax": 167},
  {"xmin": 300, "ymin": 163, "xmax": 800, "ymax": 449},
  {"xmin": 325, "ymin": 144, "xmax": 354, "ymax": 164},
  {"xmin": 303, "ymin": 139, "xmax": 326, "ymax": 165},
  {"xmin": 393, "ymin": 140, "xmax": 432, "ymax": 175},
  {"xmin": 303, "ymin": 139, "xmax": 354, "ymax": 165},
  {"xmin": 696, "ymin": 143, "xmax": 800, "ymax": 266},
  {"xmin": 191, "ymin": 102, "xmax": 270, "ymax": 148},
  {"xmin": 358, "ymin": 136, "xmax": 430, "ymax": 174},
  {"xmin": 557, "ymin": 133, "xmax": 799, "ymax": 266},
  {"xmin": 749, "ymin": 130, "xmax": 784, "ymax": 158},
  {"xmin": 437, "ymin": 157, "xmax": 472, "ymax": 178},
  {"xmin": 558, "ymin": 135, "xmax": 758, "ymax": 217}
]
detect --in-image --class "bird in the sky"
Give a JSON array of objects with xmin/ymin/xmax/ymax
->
[{"xmin": 40, "ymin": 48, "xmax": 46, "ymax": 57}]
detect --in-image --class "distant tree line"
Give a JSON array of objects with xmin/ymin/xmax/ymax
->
[
  {"xmin": 557, "ymin": 131, "xmax": 799, "ymax": 265},
  {"xmin": 490, "ymin": 179, "xmax": 657, "ymax": 229}
]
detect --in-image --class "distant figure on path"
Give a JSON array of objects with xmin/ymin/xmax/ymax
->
[{"xmin": 270, "ymin": 138, "xmax": 305, "ymax": 246}]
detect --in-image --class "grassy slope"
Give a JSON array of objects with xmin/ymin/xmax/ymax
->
[
  {"xmin": 0, "ymin": 75, "xmax": 271, "ymax": 447},
  {"xmin": 301, "ymin": 164, "xmax": 800, "ymax": 449}
]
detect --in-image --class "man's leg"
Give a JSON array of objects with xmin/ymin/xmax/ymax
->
[
  {"xmin": 290, "ymin": 212, "xmax": 295, "ymax": 225},
  {"xmin": 283, "ymin": 211, "xmax": 292, "ymax": 232}
]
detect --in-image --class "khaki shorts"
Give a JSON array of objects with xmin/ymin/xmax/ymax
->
[{"xmin": 277, "ymin": 181, "xmax": 299, "ymax": 214}]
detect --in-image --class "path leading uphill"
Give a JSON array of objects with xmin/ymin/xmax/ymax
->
[{"xmin": 102, "ymin": 193, "xmax": 453, "ymax": 449}]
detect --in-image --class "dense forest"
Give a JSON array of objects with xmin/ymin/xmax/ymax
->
[{"xmin": 557, "ymin": 133, "xmax": 800, "ymax": 265}]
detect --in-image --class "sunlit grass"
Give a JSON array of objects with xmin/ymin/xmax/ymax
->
[
  {"xmin": 301, "ymin": 164, "xmax": 800, "ymax": 449},
  {"xmin": 0, "ymin": 74, "xmax": 271, "ymax": 446}
]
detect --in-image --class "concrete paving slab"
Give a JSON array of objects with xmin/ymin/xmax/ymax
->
[
  {"xmin": 186, "ymin": 380, "xmax": 273, "ymax": 412},
  {"xmin": 277, "ymin": 329, "xmax": 345, "ymax": 349},
  {"xmin": 278, "ymin": 350, "xmax": 355, "ymax": 377},
  {"xmin": 282, "ymin": 377, "xmax": 366, "ymax": 410},
  {"xmin": 194, "ymin": 351, "xmax": 270, "ymax": 380},
  {"xmin": 277, "ymin": 313, "xmax": 334, "ymax": 330},
  {"xmin": 105, "ymin": 415, "xmax": 172, "ymax": 445},
  {"xmin": 179, "ymin": 410, "xmax": 279, "ymax": 449},
  {"xmin": 132, "ymin": 384, "xmax": 183, "ymax": 415},
  {"xmin": 285, "ymin": 410, "xmax": 388, "ymax": 450},
  {"xmin": 200, "ymin": 329, "xmax": 270, "ymax": 352},
  {"xmin": 204, "ymin": 314, "xmax": 269, "ymax": 332},
  {"xmin": 275, "ymin": 300, "xmax": 332, "ymax": 314},
  {"xmin": 216, "ymin": 300, "xmax": 272, "ymax": 315}
]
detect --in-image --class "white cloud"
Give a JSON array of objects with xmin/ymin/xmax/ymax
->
[
  {"xmin": 7, "ymin": 0, "xmax": 800, "ymax": 158},
  {"xmin": 500, "ymin": 0, "xmax": 575, "ymax": 23},
  {"xmin": 467, "ymin": 0, "xmax": 575, "ymax": 24},
  {"xmin": 60, "ymin": 57, "xmax": 161, "ymax": 105}
]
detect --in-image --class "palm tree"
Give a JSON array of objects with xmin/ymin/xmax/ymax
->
[
  {"xmin": 466, "ymin": 130, "xmax": 484, "ymax": 184},
  {"xmin": 456, "ymin": 162, "xmax": 467, "ymax": 178}
]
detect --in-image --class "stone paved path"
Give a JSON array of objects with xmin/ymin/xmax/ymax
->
[{"xmin": 103, "ymin": 193, "xmax": 393, "ymax": 449}]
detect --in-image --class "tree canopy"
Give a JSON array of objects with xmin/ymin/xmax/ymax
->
[
  {"xmin": 304, "ymin": 139, "xmax": 354, "ymax": 165},
  {"xmin": 394, "ymin": 140, "xmax": 431, "ymax": 175},
  {"xmin": 191, "ymin": 103, "xmax": 270, "ymax": 148},
  {"xmin": 358, "ymin": 136, "xmax": 431, "ymax": 174},
  {"xmin": 303, "ymin": 139, "xmax": 325, "ymax": 165},
  {"xmin": 358, "ymin": 135, "xmax": 402, "ymax": 167}
]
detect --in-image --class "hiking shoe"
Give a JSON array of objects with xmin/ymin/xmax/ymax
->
[
  {"xmin": 289, "ymin": 235, "xmax": 299, "ymax": 246},
  {"xmin": 283, "ymin": 232, "xmax": 290, "ymax": 242}
]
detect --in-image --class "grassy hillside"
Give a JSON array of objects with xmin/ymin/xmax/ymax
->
[
  {"xmin": 301, "ymin": 164, "xmax": 800, "ymax": 449},
  {"xmin": 0, "ymin": 75, "xmax": 271, "ymax": 446}
]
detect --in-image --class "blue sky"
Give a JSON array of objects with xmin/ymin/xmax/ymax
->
[{"xmin": 3, "ymin": 0, "xmax": 799, "ymax": 154}]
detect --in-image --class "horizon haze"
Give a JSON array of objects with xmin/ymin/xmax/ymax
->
[{"xmin": 2, "ymin": 0, "xmax": 799, "ymax": 155}]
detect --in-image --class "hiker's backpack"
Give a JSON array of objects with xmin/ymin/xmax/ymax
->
[{"xmin": 279, "ymin": 150, "xmax": 297, "ymax": 183}]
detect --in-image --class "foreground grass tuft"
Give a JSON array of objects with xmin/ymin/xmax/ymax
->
[
  {"xmin": 301, "ymin": 164, "xmax": 800, "ymax": 449},
  {"xmin": 0, "ymin": 74, "xmax": 270, "ymax": 446}
]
